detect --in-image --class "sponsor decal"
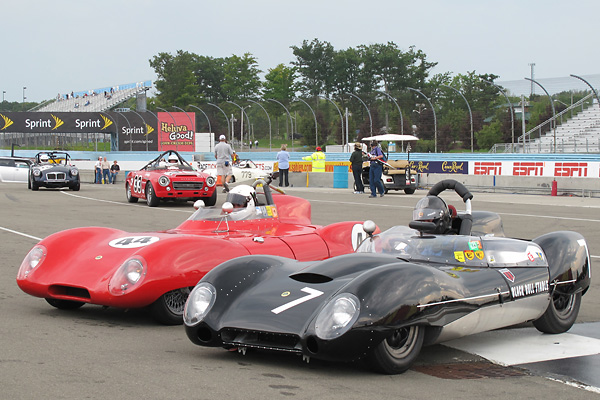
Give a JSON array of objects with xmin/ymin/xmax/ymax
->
[
  {"xmin": 513, "ymin": 162, "xmax": 544, "ymax": 176},
  {"xmin": 100, "ymin": 114, "xmax": 113, "ymax": 130},
  {"xmin": 474, "ymin": 161, "xmax": 502, "ymax": 175},
  {"xmin": 464, "ymin": 250, "xmax": 475, "ymax": 261},
  {"xmin": 510, "ymin": 280, "xmax": 549, "ymax": 299},
  {"xmin": 441, "ymin": 161, "xmax": 465, "ymax": 173},
  {"xmin": 468, "ymin": 240, "xmax": 482, "ymax": 250},
  {"xmin": 499, "ymin": 268, "xmax": 515, "ymax": 282},
  {"xmin": 554, "ymin": 162, "xmax": 588, "ymax": 177},
  {"xmin": 474, "ymin": 250, "xmax": 484, "ymax": 260},
  {"xmin": 454, "ymin": 251, "xmax": 465, "ymax": 262}
]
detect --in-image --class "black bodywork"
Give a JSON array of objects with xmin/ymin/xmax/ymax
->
[
  {"xmin": 29, "ymin": 151, "xmax": 80, "ymax": 191},
  {"xmin": 184, "ymin": 180, "xmax": 591, "ymax": 373}
]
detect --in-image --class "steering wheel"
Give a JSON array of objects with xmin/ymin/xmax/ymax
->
[{"xmin": 409, "ymin": 179, "xmax": 474, "ymax": 235}]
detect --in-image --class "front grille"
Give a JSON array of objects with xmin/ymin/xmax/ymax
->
[
  {"xmin": 47, "ymin": 172, "xmax": 66, "ymax": 181},
  {"xmin": 173, "ymin": 181, "xmax": 204, "ymax": 190},
  {"xmin": 48, "ymin": 285, "xmax": 91, "ymax": 300},
  {"xmin": 221, "ymin": 328, "xmax": 301, "ymax": 353}
]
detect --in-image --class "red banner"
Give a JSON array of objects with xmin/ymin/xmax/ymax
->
[{"xmin": 158, "ymin": 112, "xmax": 195, "ymax": 151}]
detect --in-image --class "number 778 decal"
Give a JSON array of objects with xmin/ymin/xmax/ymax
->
[{"xmin": 271, "ymin": 287, "xmax": 324, "ymax": 314}]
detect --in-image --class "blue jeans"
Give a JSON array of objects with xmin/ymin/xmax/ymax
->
[
  {"xmin": 102, "ymin": 169, "xmax": 110, "ymax": 184},
  {"xmin": 95, "ymin": 169, "xmax": 102, "ymax": 184},
  {"xmin": 369, "ymin": 163, "xmax": 385, "ymax": 195}
]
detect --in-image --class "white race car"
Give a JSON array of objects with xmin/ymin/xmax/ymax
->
[{"xmin": 194, "ymin": 159, "xmax": 272, "ymax": 183}]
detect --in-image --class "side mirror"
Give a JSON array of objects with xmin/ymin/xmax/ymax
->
[
  {"xmin": 363, "ymin": 220, "xmax": 377, "ymax": 237},
  {"xmin": 193, "ymin": 200, "xmax": 205, "ymax": 210},
  {"xmin": 222, "ymin": 202, "xmax": 234, "ymax": 214}
]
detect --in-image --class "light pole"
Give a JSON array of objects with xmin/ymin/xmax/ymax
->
[
  {"xmin": 226, "ymin": 101, "xmax": 251, "ymax": 150},
  {"xmin": 247, "ymin": 99, "xmax": 272, "ymax": 151},
  {"xmin": 22, "ymin": 87, "xmax": 26, "ymax": 104},
  {"xmin": 441, "ymin": 84, "xmax": 473, "ymax": 152},
  {"xmin": 524, "ymin": 77, "xmax": 556, "ymax": 153},
  {"xmin": 207, "ymin": 103, "xmax": 231, "ymax": 140},
  {"xmin": 376, "ymin": 90, "xmax": 404, "ymax": 136},
  {"xmin": 267, "ymin": 99, "xmax": 294, "ymax": 151},
  {"xmin": 570, "ymin": 74, "xmax": 600, "ymax": 109},
  {"xmin": 2, "ymin": 91, "xmax": 5, "ymax": 103},
  {"xmin": 408, "ymin": 87, "xmax": 437, "ymax": 152},
  {"xmin": 345, "ymin": 93, "xmax": 373, "ymax": 135},
  {"xmin": 482, "ymin": 80, "xmax": 515, "ymax": 152},
  {"xmin": 294, "ymin": 97, "xmax": 318, "ymax": 148},
  {"xmin": 318, "ymin": 95, "xmax": 344, "ymax": 147},
  {"xmin": 187, "ymin": 105, "xmax": 212, "ymax": 135}
]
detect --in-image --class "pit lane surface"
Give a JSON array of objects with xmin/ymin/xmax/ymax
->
[{"xmin": 1, "ymin": 183, "xmax": 599, "ymax": 399}]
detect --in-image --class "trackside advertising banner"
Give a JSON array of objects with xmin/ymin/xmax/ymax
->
[
  {"xmin": 470, "ymin": 161, "xmax": 600, "ymax": 178},
  {"xmin": 158, "ymin": 112, "xmax": 195, "ymax": 152}
]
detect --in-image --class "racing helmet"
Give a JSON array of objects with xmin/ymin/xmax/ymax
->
[
  {"xmin": 225, "ymin": 185, "xmax": 257, "ymax": 209},
  {"xmin": 412, "ymin": 195, "xmax": 451, "ymax": 234},
  {"xmin": 167, "ymin": 153, "xmax": 179, "ymax": 164},
  {"xmin": 39, "ymin": 154, "xmax": 49, "ymax": 163}
]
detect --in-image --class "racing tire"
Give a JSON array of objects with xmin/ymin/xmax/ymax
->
[
  {"xmin": 28, "ymin": 177, "xmax": 31, "ymax": 189},
  {"xmin": 230, "ymin": 175, "xmax": 236, "ymax": 183},
  {"xmin": 368, "ymin": 325, "xmax": 424, "ymax": 374},
  {"xmin": 404, "ymin": 188, "xmax": 416, "ymax": 195},
  {"xmin": 70, "ymin": 182, "xmax": 80, "ymax": 191},
  {"xmin": 31, "ymin": 180, "xmax": 39, "ymax": 191},
  {"xmin": 203, "ymin": 189, "xmax": 218, "ymax": 206},
  {"xmin": 45, "ymin": 298, "xmax": 85, "ymax": 310},
  {"xmin": 145, "ymin": 182, "xmax": 159, "ymax": 207},
  {"xmin": 533, "ymin": 291, "xmax": 581, "ymax": 334},
  {"xmin": 148, "ymin": 288, "xmax": 191, "ymax": 325},
  {"xmin": 126, "ymin": 182, "xmax": 138, "ymax": 203}
]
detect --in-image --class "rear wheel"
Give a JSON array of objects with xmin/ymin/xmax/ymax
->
[
  {"xmin": 533, "ymin": 291, "xmax": 581, "ymax": 334},
  {"xmin": 145, "ymin": 182, "xmax": 159, "ymax": 207},
  {"xmin": 404, "ymin": 188, "xmax": 415, "ymax": 195},
  {"xmin": 45, "ymin": 298, "xmax": 85, "ymax": 310},
  {"xmin": 368, "ymin": 326, "xmax": 424, "ymax": 374},
  {"xmin": 126, "ymin": 182, "xmax": 138, "ymax": 203},
  {"xmin": 148, "ymin": 288, "xmax": 191, "ymax": 325}
]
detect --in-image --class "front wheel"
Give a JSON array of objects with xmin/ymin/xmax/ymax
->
[
  {"xmin": 126, "ymin": 182, "xmax": 138, "ymax": 203},
  {"xmin": 145, "ymin": 182, "xmax": 159, "ymax": 207},
  {"xmin": 70, "ymin": 182, "xmax": 80, "ymax": 191},
  {"xmin": 148, "ymin": 288, "xmax": 191, "ymax": 325},
  {"xmin": 367, "ymin": 325, "xmax": 424, "ymax": 374},
  {"xmin": 45, "ymin": 298, "xmax": 85, "ymax": 310},
  {"xmin": 533, "ymin": 291, "xmax": 581, "ymax": 334},
  {"xmin": 203, "ymin": 189, "xmax": 217, "ymax": 206}
]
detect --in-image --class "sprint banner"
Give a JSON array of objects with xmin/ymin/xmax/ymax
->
[{"xmin": 0, "ymin": 112, "xmax": 118, "ymax": 133}]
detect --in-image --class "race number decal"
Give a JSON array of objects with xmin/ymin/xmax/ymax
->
[
  {"xmin": 133, "ymin": 175, "xmax": 143, "ymax": 194},
  {"xmin": 240, "ymin": 171, "xmax": 252, "ymax": 179},
  {"xmin": 109, "ymin": 236, "xmax": 160, "ymax": 249},
  {"xmin": 351, "ymin": 223, "xmax": 368, "ymax": 250},
  {"xmin": 271, "ymin": 287, "xmax": 323, "ymax": 314}
]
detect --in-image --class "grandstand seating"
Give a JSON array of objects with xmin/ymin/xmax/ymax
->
[
  {"xmin": 524, "ymin": 102, "xmax": 600, "ymax": 153},
  {"xmin": 36, "ymin": 81, "xmax": 151, "ymax": 113}
]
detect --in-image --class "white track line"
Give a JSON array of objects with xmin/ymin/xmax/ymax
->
[{"xmin": 0, "ymin": 226, "xmax": 42, "ymax": 241}]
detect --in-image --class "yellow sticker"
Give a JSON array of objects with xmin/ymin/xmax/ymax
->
[
  {"xmin": 454, "ymin": 251, "xmax": 465, "ymax": 262},
  {"xmin": 464, "ymin": 251, "xmax": 475, "ymax": 261},
  {"xmin": 475, "ymin": 251, "xmax": 484, "ymax": 260}
]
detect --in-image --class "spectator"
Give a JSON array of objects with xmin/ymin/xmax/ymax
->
[
  {"xmin": 302, "ymin": 146, "xmax": 326, "ymax": 172},
  {"xmin": 214, "ymin": 134, "xmax": 234, "ymax": 193},
  {"xmin": 254, "ymin": 139, "xmax": 259, "ymax": 149},
  {"xmin": 276, "ymin": 144, "xmax": 290, "ymax": 187},
  {"xmin": 367, "ymin": 140, "xmax": 385, "ymax": 198},
  {"xmin": 110, "ymin": 160, "xmax": 120, "ymax": 184},
  {"xmin": 94, "ymin": 157, "xmax": 102, "ymax": 184},
  {"xmin": 101, "ymin": 157, "xmax": 111, "ymax": 184},
  {"xmin": 349, "ymin": 142, "xmax": 365, "ymax": 194}
]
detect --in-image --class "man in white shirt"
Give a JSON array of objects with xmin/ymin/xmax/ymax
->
[{"xmin": 214, "ymin": 135, "xmax": 234, "ymax": 193}]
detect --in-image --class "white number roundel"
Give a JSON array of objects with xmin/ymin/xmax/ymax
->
[
  {"xmin": 133, "ymin": 175, "xmax": 143, "ymax": 193},
  {"xmin": 109, "ymin": 236, "xmax": 160, "ymax": 248}
]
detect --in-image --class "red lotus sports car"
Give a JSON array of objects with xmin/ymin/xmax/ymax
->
[
  {"xmin": 17, "ymin": 179, "xmax": 372, "ymax": 324},
  {"xmin": 125, "ymin": 150, "xmax": 218, "ymax": 207}
]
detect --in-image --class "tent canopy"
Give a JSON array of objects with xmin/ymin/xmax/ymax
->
[{"xmin": 361, "ymin": 134, "xmax": 418, "ymax": 142}]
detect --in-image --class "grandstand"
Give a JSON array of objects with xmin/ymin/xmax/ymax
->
[{"xmin": 35, "ymin": 81, "xmax": 152, "ymax": 113}]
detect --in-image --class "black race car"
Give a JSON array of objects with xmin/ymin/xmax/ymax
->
[
  {"xmin": 29, "ymin": 151, "xmax": 80, "ymax": 191},
  {"xmin": 183, "ymin": 180, "xmax": 591, "ymax": 374}
]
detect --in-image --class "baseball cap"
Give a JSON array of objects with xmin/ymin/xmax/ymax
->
[{"xmin": 219, "ymin": 135, "xmax": 226, "ymax": 141}]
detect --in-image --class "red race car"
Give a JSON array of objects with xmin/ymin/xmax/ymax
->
[
  {"xmin": 17, "ymin": 181, "xmax": 372, "ymax": 324},
  {"xmin": 125, "ymin": 150, "xmax": 217, "ymax": 207}
]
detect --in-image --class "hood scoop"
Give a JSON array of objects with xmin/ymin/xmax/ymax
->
[{"xmin": 290, "ymin": 273, "xmax": 332, "ymax": 284}]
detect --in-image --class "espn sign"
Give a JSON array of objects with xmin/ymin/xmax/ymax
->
[
  {"xmin": 513, "ymin": 162, "xmax": 544, "ymax": 176},
  {"xmin": 474, "ymin": 162, "xmax": 502, "ymax": 175},
  {"xmin": 554, "ymin": 162, "xmax": 588, "ymax": 177}
]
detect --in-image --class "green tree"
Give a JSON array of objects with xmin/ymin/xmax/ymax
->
[
  {"xmin": 291, "ymin": 39, "xmax": 335, "ymax": 97},
  {"xmin": 149, "ymin": 50, "xmax": 199, "ymax": 107},
  {"xmin": 222, "ymin": 53, "xmax": 262, "ymax": 100}
]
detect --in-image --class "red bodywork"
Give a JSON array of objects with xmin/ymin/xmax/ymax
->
[{"xmin": 17, "ymin": 192, "xmax": 370, "ymax": 311}]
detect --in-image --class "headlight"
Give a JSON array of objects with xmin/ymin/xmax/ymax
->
[
  {"xmin": 314, "ymin": 293, "xmax": 360, "ymax": 340},
  {"xmin": 109, "ymin": 257, "xmax": 147, "ymax": 295},
  {"xmin": 183, "ymin": 282, "xmax": 216, "ymax": 326},
  {"xmin": 70, "ymin": 168, "xmax": 79, "ymax": 176},
  {"xmin": 158, "ymin": 176, "xmax": 170, "ymax": 187},
  {"xmin": 206, "ymin": 176, "xmax": 216, "ymax": 187},
  {"xmin": 32, "ymin": 168, "xmax": 41, "ymax": 177},
  {"xmin": 18, "ymin": 245, "xmax": 47, "ymax": 279}
]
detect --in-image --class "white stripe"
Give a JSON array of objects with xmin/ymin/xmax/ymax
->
[
  {"xmin": 0, "ymin": 226, "xmax": 42, "ymax": 241},
  {"xmin": 60, "ymin": 191, "xmax": 193, "ymax": 213}
]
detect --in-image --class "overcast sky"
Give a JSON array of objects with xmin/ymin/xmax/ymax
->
[{"xmin": 3, "ymin": 0, "xmax": 599, "ymax": 103}]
